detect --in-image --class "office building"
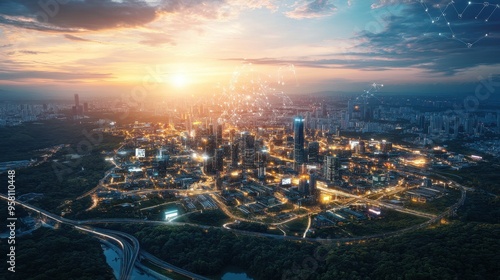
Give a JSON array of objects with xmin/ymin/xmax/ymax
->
[
  {"xmin": 293, "ymin": 116, "xmax": 305, "ymax": 169},
  {"xmin": 324, "ymin": 155, "xmax": 341, "ymax": 182},
  {"xmin": 308, "ymin": 142, "xmax": 319, "ymax": 163}
]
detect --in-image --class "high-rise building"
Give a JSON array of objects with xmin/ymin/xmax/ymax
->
[
  {"xmin": 324, "ymin": 155, "xmax": 341, "ymax": 182},
  {"xmin": 256, "ymin": 150, "xmax": 267, "ymax": 179},
  {"xmin": 321, "ymin": 103, "xmax": 327, "ymax": 117},
  {"xmin": 229, "ymin": 129, "xmax": 236, "ymax": 143},
  {"xmin": 418, "ymin": 114, "xmax": 426, "ymax": 130},
  {"xmin": 293, "ymin": 116, "xmax": 305, "ymax": 169},
  {"xmin": 216, "ymin": 123, "xmax": 223, "ymax": 147},
  {"xmin": 308, "ymin": 142, "xmax": 319, "ymax": 163},
  {"xmin": 214, "ymin": 148, "xmax": 224, "ymax": 172},
  {"xmin": 208, "ymin": 123, "xmax": 214, "ymax": 136},
  {"xmin": 358, "ymin": 140, "xmax": 366, "ymax": 154},
  {"xmin": 347, "ymin": 100, "xmax": 353, "ymax": 120},
  {"xmin": 241, "ymin": 132, "xmax": 255, "ymax": 169},
  {"xmin": 204, "ymin": 135, "xmax": 216, "ymax": 157},
  {"xmin": 309, "ymin": 173, "xmax": 317, "ymax": 197},
  {"xmin": 74, "ymin": 94, "xmax": 79, "ymax": 108},
  {"xmin": 230, "ymin": 142, "xmax": 239, "ymax": 168},
  {"xmin": 298, "ymin": 176, "xmax": 308, "ymax": 194},
  {"xmin": 380, "ymin": 141, "xmax": 392, "ymax": 153}
]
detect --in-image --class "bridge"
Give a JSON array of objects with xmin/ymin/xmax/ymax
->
[{"xmin": 0, "ymin": 194, "xmax": 210, "ymax": 280}]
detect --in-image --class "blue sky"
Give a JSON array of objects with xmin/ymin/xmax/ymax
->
[{"xmin": 0, "ymin": 0, "xmax": 499, "ymax": 99}]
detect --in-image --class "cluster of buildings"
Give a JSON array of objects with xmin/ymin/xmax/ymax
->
[{"xmin": 0, "ymin": 102, "xmax": 64, "ymax": 126}]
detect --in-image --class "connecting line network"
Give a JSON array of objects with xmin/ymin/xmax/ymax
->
[
  {"xmin": 356, "ymin": 83, "xmax": 384, "ymax": 102},
  {"xmin": 419, "ymin": 1, "xmax": 499, "ymax": 47}
]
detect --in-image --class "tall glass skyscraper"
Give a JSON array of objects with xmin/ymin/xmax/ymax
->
[{"xmin": 293, "ymin": 116, "xmax": 305, "ymax": 169}]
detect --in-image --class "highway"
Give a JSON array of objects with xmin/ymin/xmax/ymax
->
[
  {"xmin": 141, "ymin": 251, "xmax": 211, "ymax": 280},
  {"xmin": 316, "ymin": 186, "xmax": 437, "ymax": 219},
  {"xmin": 0, "ymin": 194, "xmax": 209, "ymax": 280},
  {"xmin": 74, "ymin": 226, "xmax": 139, "ymax": 280},
  {"xmin": 0, "ymin": 174, "xmax": 468, "ymax": 278},
  {"xmin": 303, "ymin": 215, "xmax": 312, "ymax": 238}
]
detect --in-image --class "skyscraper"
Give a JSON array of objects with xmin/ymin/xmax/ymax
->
[
  {"xmin": 230, "ymin": 142, "xmax": 239, "ymax": 168},
  {"xmin": 240, "ymin": 132, "xmax": 255, "ymax": 169},
  {"xmin": 73, "ymin": 94, "xmax": 83, "ymax": 117},
  {"xmin": 74, "ymin": 94, "xmax": 79, "ymax": 108},
  {"xmin": 324, "ymin": 155, "xmax": 341, "ymax": 182},
  {"xmin": 204, "ymin": 135, "xmax": 216, "ymax": 157},
  {"xmin": 214, "ymin": 148, "xmax": 224, "ymax": 172},
  {"xmin": 308, "ymin": 141, "xmax": 319, "ymax": 163},
  {"xmin": 256, "ymin": 150, "xmax": 267, "ymax": 179},
  {"xmin": 294, "ymin": 116, "xmax": 305, "ymax": 169},
  {"xmin": 216, "ymin": 123, "xmax": 223, "ymax": 147}
]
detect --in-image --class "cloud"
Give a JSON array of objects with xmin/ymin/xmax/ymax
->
[
  {"xmin": 217, "ymin": 0, "xmax": 500, "ymax": 76},
  {"xmin": 6, "ymin": 50, "xmax": 46, "ymax": 55},
  {"xmin": 356, "ymin": 3, "xmax": 500, "ymax": 74},
  {"xmin": 64, "ymin": 34, "xmax": 92, "ymax": 42},
  {"xmin": 0, "ymin": 69, "xmax": 113, "ymax": 81},
  {"xmin": 370, "ymin": 0, "xmax": 414, "ymax": 9},
  {"xmin": 285, "ymin": 0, "xmax": 337, "ymax": 19},
  {"xmin": 0, "ymin": 0, "xmax": 224, "ymax": 31},
  {"xmin": 18, "ymin": 50, "xmax": 45, "ymax": 54},
  {"xmin": 224, "ymin": 8, "xmax": 500, "ymax": 76},
  {"xmin": 139, "ymin": 32, "xmax": 175, "ymax": 46}
]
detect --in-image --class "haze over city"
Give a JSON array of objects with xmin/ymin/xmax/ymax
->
[
  {"xmin": 1, "ymin": 0, "xmax": 500, "ymax": 99},
  {"xmin": 1, "ymin": 1, "xmax": 499, "ymax": 280}
]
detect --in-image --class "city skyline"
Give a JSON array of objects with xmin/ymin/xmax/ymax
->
[
  {"xmin": 1, "ymin": 0, "xmax": 500, "ymax": 99},
  {"xmin": 0, "ymin": 2, "xmax": 499, "ymax": 279}
]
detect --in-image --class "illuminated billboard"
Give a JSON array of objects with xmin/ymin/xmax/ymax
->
[
  {"xmin": 165, "ymin": 210, "xmax": 178, "ymax": 220},
  {"xmin": 135, "ymin": 148, "xmax": 146, "ymax": 158},
  {"xmin": 281, "ymin": 178, "xmax": 292, "ymax": 186}
]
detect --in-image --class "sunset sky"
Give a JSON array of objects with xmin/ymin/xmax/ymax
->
[{"xmin": 0, "ymin": 0, "xmax": 499, "ymax": 99}]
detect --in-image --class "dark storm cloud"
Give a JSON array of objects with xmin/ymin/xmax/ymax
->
[
  {"xmin": 228, "ymin": 2, "xmax": 500, "ymax": 75},
  {"xmin": 353, "ymin": 3, "xmax": 500, "ymax": 75},
  {"xmin": 0, "ymin": 0, "xmax": 156, "ymax": 31},
  {"xmin": 0, "ymin": 0, "xmax": 227, "ymax": 32}
]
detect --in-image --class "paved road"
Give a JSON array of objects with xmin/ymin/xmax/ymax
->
[
  {"xmin": 0, "ymin": 194, "xmax": 208, "ymax": 280},
  {"xmin": 317, "ymin": 186, "xmax": 437, "ymax": 219},
  {"xmin": 1, "ymin": 176, "xmax": 468, "ymax": 278}
]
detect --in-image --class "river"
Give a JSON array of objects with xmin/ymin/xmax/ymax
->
[
  {"xmin": 101, "ymin": 243, "xmax": 168, "ymax": 280},
  {"xmin": 217, "ymin": 266, "xmax": 254, "ymax": 280},
  {"xmin": 103, "ymin": 244, "xmax": 252, "ymax": 280}
]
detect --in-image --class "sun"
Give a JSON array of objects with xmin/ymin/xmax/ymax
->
[{"xmin": 170, "ymin": 73, "xmax": 188, "ymax": 88}]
